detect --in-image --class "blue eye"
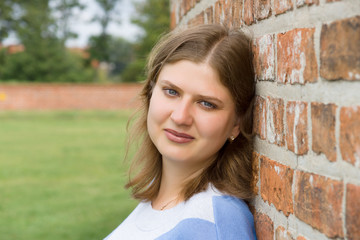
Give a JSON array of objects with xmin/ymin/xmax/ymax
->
[
  {"xmin": 200, "ymin": 101, "xmax": 216, "ymax": 109},
  {"xmin": 164, "ymin": 88, "xmax": 178, "ymax": 96}
]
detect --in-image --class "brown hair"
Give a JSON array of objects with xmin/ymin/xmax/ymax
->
[{"xmin": 125, "ymin": 24, "xmax": 255, "ymax": 201}]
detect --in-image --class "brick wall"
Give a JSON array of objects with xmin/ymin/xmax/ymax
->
[
  {"xmin": 0, "ymin": 84, "xmax": 142, "ymax": 110},
  {"xmin": 170, "ymin": 0, "xmax": 360, "ymax": 239}
]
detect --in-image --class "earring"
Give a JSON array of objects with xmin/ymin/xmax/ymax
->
[{"xmin": 229, "ymin": 136, "xmax": 235, "ymax": 143}]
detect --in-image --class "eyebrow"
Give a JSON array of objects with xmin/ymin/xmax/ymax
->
[{"xmin": 158, "ymin": 79, "xmax": 225, "ymax": 106}]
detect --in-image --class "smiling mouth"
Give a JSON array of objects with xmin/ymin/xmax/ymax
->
[{"xmin": 164, "ymin": 129, "xmax": 195, "ymax": 143}]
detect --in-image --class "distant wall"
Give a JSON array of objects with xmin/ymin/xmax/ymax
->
[
  {"xmin": 170, "ymin": 0, "xmax": 360, "ymax": 240},
  {"xmin": 0, "ymin": 84, "xmax": 143, "ymax": 110}
]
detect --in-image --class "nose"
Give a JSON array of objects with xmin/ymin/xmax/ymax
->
[{"xmin": 170, "ymin": 99, "xmax": 193, "ymax": 126}]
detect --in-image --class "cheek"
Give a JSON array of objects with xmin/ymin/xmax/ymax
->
[
  {"xmin": 147, "ymin": 93, "xmax": 169, "ymax": 130},
  {"xmin": 197, "ymin": 114, "xmax": 234, "ymax": 140}
]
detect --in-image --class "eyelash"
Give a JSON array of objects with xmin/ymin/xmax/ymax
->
[
  {"xmin": 199, "ymin": 101, "xmax": 217, "ymax": 109},
  {"xmin": 163, "ymin": 88, "xmax": 217, "ymax": 110},
  {"xmin": 164, "ymin": 88, "xmax": 178, "ymax": 96}
]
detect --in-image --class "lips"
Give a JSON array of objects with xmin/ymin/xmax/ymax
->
[{"xmin": 164, "ymin": 128, "xmax": 195, "ymax": 143}]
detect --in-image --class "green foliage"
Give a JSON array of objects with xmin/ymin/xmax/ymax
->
[
  {"xmin": 88, "ymin": 35, "xmax": 133, "ymax": 82},
  {"xmin": 121, "ymin": 58, "xmax": 146, "ymax": 82},
  {"xmin": 0, "ymin": 111, "xmax": 137, "ymax": 239},
  {"xmin": 0, "ymin": 0, "xmax": 95, "ymax": 83},
  {"xmin": 0, "ymin": 0, "xmax": 16, "ymax": 41},
  {"xmin": 121, "ymin": 0, "xmax": 170, "ymax": 82},
  {"xmin": 0, "ymin": 50, "xmax": 95, "ymax": 83},
  {"xmin": 93, "ymin": 0, "xmax": 121, "ymax": 35}
]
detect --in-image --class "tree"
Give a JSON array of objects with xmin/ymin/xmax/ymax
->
[
  {"xmin": 121, "ymin": 0, "xmax": 170, "ymax": 82},
  {"xmin": 51, "ymin": 0, "xmax": 85, "ymax": 46},
  {"xmin": 88, "ymin": 0, "xmax": 121, "ymax": 63},
  {"xmin": 0, "ymin": 0, "xmax": 95, "ymax": 82},
  {"xmin": 93, "ymin": 0, "xmax": 121, "ymax": 35},
  {"xmin": 0, "ymin": 0, "xmax": 20, "ymax": 43}
]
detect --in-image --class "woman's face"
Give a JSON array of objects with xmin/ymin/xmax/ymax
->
[{"xmin": 147, "ymin": 60, "xmax": 240, "ymax": 169}]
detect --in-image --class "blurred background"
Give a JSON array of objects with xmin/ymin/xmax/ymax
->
[
  {"xmin": 0, "ymin": 0, "xmax": 169, "ymax": 83},
  {"xmin": 0, "ymin": 0, "xmax": 169, "ymax": 239}
]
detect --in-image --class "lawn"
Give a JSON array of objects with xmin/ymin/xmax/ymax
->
[{"xmin": 0, "ymin": 111, "xmax": 138, "ymax": 240}]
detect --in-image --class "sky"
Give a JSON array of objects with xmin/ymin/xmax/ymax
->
[{"xmin": 3, "ymin": 0, "xmax": 143, "ymax": 47}]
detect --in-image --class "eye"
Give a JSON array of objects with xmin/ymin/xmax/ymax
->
[
  {"xmin": 199, "ymin": 101, "xmax": 217, "ymax": 109},
  {"xmin": 163, "ymin": 88, "xmax": 178, "ymax": 96}
]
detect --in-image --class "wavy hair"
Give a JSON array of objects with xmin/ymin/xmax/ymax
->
[{"xmin": 125, "ymin": 24, "xmax": 255, "ymax": 201}]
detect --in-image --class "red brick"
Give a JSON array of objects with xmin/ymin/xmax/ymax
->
[
  {"xmin": 170, "ymin": 7, "xmax": 177, "ymax": 29},
  {"xmin": 214, "ymin": 0, "xmax": 242, "ymax": 27},
  {"xmin": 320, "ymin": 16, "xmax": 360, "ymax": 81},
  {"xmin": 244, "ymin": 0, "xmax": 254, "ymax": 25},
  {"xmin": 254, "ymin": 212, "xmax": 274, "ymax": 240},
  {"xmin": 252, "ymin": 152, "xmax": 260, "ymax": 194},
  {"xmin": 188, "ymin": 12, "xmax": 204, "ymax": 27},
  {"xmin": 214, "ymin": 1, "xmax": 223, "ymax": 24},
  {"xmin": 340, "ymin": 106, "xmax": 360, "ymax": 167},
  {"xmin": 253, "ymin": 34, "xmax": 275, "ymax": 81},
  {"xmin": 346, "ymin": 183, "xmax": 360, "ymax": 240},
  {"xmin": 294, "ymin": 171, "xmax": 344, "ymax": 238},
  {"xmin": 179, "ymin": 0, "xmax": 195, "ymax": 20},
  {"xmin": 275, "ymin": 226, "xmax": 294, "ymax": 240},
  {"xmin": 267, "ymin": 97, "xmax": 285, "ymax": 146},
  {"xmin": 286, "ymin": 101, "xmax": 308, "ymax": 155},
  {"xmin": 311, "ymin": 103, "xmax": 337, "ymax": 162},
  {"xmin": 254, "ymin": 0, "xmax": 271, "ymax": 20},
  {"xmin": 0, "ymin": 84, "xmax": 142, "ymax": 110},
  {"xmin": 253, "ymin": 96, "xmax": 267, "ymax": 140},
  {"xmin": 274, "ymin": 0, "xmax": 293, "ymax": 15},
  {"xmin": 228, "ymin": 0, "xmax": 242, "ymax": 28},
  {"xmin": 296, "ymin": 0, "xmax": 319, "ymax": 7},
  {"xmin": 260, "ymin": 156, "xmax": 294, "ymax": 216},
  {"xmin": 204, "ymin": 6, "xmax": 214, "ymax": 24},
  {"xmin": 277, "ymin": 28, "xmax": 318, "ymax": 84}
]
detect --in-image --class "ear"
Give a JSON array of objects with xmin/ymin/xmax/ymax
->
[{"xmin": 230, "ymin": 117, "xmax": 241, "ymax": 140}]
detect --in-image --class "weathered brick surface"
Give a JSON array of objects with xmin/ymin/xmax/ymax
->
[
  {"xmin": 253, "ymin": 96, "xmax": 267, "ymax": 140},
  {"xmin": 254, "ymin": 0, "xmax": 271, "ymax": 20},
  {"xmin": 0, "ymin": 84, "xmax": 142, "ymax": 110},
  {"xmin": 296, "ymin": 0, "xmax": 319, "ymax": 7},
  {"xmin": 320, "ymin": 16, "xmax": 360, "ymax": 81},
  {"xmin": 274, "ymin": 0, "xmax": 293, "ymax": 15},
  {"xmin": 275, "ymin": 226, "xmax": 295, "ymax": 240},
  {"xmin": 277, "ymin": 28, "xmax": 318, "ymax": 84},
  {"xmin": 204, "ymin": 6, "xmax": 214, "ymax": 24},
  {"xmin": 311, "ymin": 103, "xmax": 337, "ymax": 162},
  {"xmin": 253, "ymin": 34, "xmax": 275, "ymax": 81},
  {"xmin": 346, "ymin": 183, "xmax": 360, "ymax": 240},
  {"xmin": 340, "ymin": 106, "xmax": 360, "ymax": 167},
  {"xmin": 214, "ymin": 0, "xmax": 242, "ymax": 27},
  {"xmin": 260, "ymin": 156, "xmax": 294, "ymax": 216},
  {"xmin": 286, "ymin": 101, "xmax": 308, "ymax": 155},
  {"xmin": 188, "ymin": 11, "xmax": 204, "ymax": 26},
  {"xmin": 170, "ymin": 5, "xmax": 177, "ymax": 29},
  {"xmin": 252, "ymin": 152, "xmax": 260, "ymax": 194},
  {"xmin": 244, "ymin": 0, "xmax": 255, "ymax": 25},
  {"xmin": 267, "ymin": 97, "xmax": 285, "ymax": 146},
  {"xmin": 294, "ymin": 171, "xmax": 344, "ymax": 238},
  {"xmin": 254, "ymin": 212, "xmax": 274, "ymax": 240}
]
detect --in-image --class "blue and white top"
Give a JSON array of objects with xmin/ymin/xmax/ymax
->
[{"xmin": 104, "ymin": 185, "xmax": 257, "ymax": 240}]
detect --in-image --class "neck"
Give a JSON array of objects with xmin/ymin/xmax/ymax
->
[{"xmin": 151, "ymin": 157, "xmax": 205, "ymax": 210}]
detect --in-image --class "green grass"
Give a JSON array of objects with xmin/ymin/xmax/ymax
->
[{"xmin": 0, "ymin": 111, "xmax": 138, "ymax": 240}]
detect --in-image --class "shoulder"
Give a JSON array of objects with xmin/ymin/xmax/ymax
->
[{"xmin": 212, "ymin": 195, "xmax": 257, "ymax": 240}]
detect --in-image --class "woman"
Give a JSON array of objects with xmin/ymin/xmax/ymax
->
[{"xmin": 105, "ymin": 24, "xmax": 256, "ymax": 239}]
